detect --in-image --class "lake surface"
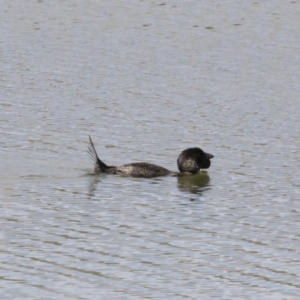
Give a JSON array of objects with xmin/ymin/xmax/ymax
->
[{"xmin": 1, "ymin": 0, "xmax": 300, "ymax": 299}]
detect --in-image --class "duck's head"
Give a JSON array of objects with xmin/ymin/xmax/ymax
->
[{"xmin": 177, "ymin": 147, "xmax": 214, "ymax": 174}]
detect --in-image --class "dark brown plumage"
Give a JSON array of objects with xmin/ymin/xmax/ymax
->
[{"xmin": 88, "ymin": 136, "xmax": 213, "ymax": 178}]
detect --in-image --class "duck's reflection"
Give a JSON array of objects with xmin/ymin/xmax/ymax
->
[
  {"xmin": 87, "ymin": 171, "xmax": 211, "ymax": 198},
  {"xmin": 87, "ymin": 174, "xmax": 102, "ymax": 197},
  {"xmin": 177, "ymin": 171, "xmax": 210, "ymax": 195}
]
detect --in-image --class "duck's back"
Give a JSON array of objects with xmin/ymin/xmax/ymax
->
[{"xmin": 113, "ymin": 162, "xmax": 171, "ymax": 178}]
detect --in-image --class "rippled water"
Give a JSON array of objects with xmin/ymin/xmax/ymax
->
[{"xmin": 1, "ymin": 0, "xmax": 300, "ymax": 299}]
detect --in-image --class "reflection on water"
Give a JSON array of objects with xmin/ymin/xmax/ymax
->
[
  {"xmin": 86, "ymin": 171, "xmax": 210, "ymax": 200},
  {"xmin": 177, "ymin": 172, "xmax": 210, "ymax": 195},
  {"xmin": 88, "ymin": 171, "xmax": 211, "ymax": 200},
  {"xmin": 87, "ymin": 174, "xmax": 102, "ymax": 197}
]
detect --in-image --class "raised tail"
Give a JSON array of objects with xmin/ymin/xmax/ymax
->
[{"xmin": 87, "ymin": 136, "xmax": 110, "ymax": 173}]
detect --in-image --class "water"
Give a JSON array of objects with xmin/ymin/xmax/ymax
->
[{"xmin": 1, "ymin": 0, "xmax": 300, "ymax": 299}]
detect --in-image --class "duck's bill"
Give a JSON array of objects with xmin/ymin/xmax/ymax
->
[{"xmin": 205, "ymin": 153, "xmax": 214, "ymax": 159}]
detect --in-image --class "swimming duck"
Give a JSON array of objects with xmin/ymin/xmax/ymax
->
[{"xmin": 88, "ymin": 136, "xmax": 213, "ymax": 178}]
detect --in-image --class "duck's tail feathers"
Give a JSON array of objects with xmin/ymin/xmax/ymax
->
[{"xmin": 88, "ymin": 136, "xmax": 109, "ymax": 173}]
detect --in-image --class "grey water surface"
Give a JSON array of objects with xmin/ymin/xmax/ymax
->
[{"xmin": 1, "ymin": 0, "xmax": 300, "ymax": 299}]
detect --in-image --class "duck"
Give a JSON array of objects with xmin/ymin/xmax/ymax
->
[{"xmin": 88, "ymin": 136, "xmax": 213, "ymax": 178}]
